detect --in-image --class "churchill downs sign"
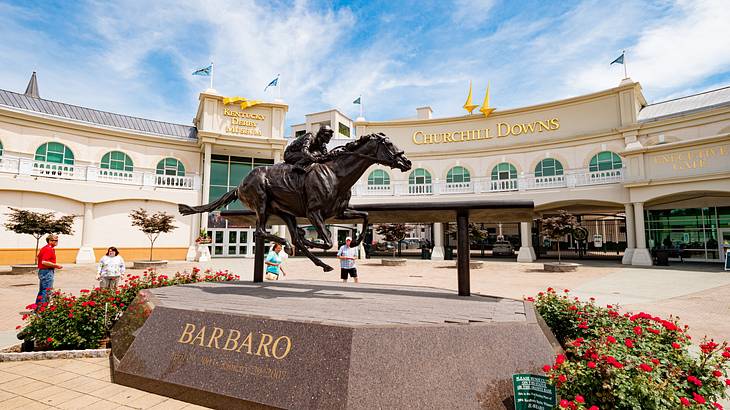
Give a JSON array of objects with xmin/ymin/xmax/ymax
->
[{"xmin": 412, "ymin": 117, "xmax": 560, "ymax": 145}]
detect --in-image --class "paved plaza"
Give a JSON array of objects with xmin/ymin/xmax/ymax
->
[{"xmin": 1, "ymin": 257, "xmax": 729, "ymax": 408}]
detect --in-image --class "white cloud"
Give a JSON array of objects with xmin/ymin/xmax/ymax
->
[{"xmin": 452, "ymin": 0, "xmax": 497, "ymax": 24}]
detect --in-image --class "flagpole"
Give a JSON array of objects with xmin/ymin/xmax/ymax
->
[
  {"xmin": 277, "ymin": 75, "xmax": 281, "ymax": 101},
  {"xmin": 210, "ymin": 62, "xmax": 214, "ymax": 89},
  {"xmin": 359, "ymin": 95, "xmax": 363, "ymax": 118},
  {"xmin": 622, "ymin": 51, "xmax": 628, "ymax": 79}
]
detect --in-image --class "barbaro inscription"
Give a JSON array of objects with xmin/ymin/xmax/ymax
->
[{"xmin": 177, "ymin": 322, "xmax": 292, "ymax": 360}]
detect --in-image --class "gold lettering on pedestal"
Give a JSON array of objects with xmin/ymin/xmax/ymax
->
[{"xmin": 176, "ymin": 323, "xmax": 293, "ymax": 360}]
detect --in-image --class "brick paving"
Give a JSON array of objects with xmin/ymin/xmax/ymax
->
[{"xmin": 1, "ymin": 257, "xmax": 729, "ymax": 408}]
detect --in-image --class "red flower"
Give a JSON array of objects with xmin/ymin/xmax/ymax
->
[
  {"xmin": 722, "ymin": 351, "xmax": 730, "ymax": 358},
  {"xmin": 639, "ymin": 363, "xmax": 652, "ymax": 372},
  {"xmin": 25, "ymin": 303, "xmax": 37, "ymax": 310},
  {"xmin": 624, "ymin": 339, "xmax": 634, "ymax": 348},
  {"xmin": 587, "ymin": 361, "xmax": 596, "ymax": 369},
  {"xmin": 693, "ymin": 393, "xmax": 706, "ymax": 404},
  {"xmin": 672, "ymin": 342, "xmax": 681, "ymax": 349},
  {"xmin": 15, "ymin": 325, "xmax": 21, "ymax": 330},
  {"xmin": 68, "ymin": 313, "xmax": 73, "ymax": 318},
  {"xmin": 606, "ymin": 336, "xmax": 616, "ymax": 344},
  {"xmin": 633, "ymin": 326, "xmax": 642, "ymax": 335},
  {"xmin": 612, "ymin": 361, "xmax": 623, "ymax": 369},
  {"xmin": 647, "ymin": 328, "xmax": 660, "ymax": 334},
  {"xmin": 568, "ymin": 305, "xmax": 578, "ymax": 311},
  {"xmin": 558, "ymin": 374, "xmax": 567, "ymax": 383},
  {"xmin": 712, "ymin": 402, "xmax": 723, "ymax": 409},
  {"xmin": 542, "ymin": 365, "xmax": 551, "ymax": 373},
  {"xmin": 606, "ymin": 304, "xmax": 613, "ymax": 309},
  {"xmin": 725, "ymin": 379, "xmax": 730, "ymax": 386},
  {"xmin": 80, "ymin": 289, "xmax": 90, "ymax": 293},
  {"xmin": 589, "ymin": 407, "xmax": 599, "ymax": 410},
  {"xmin": 559, "ymin": 399, "xmax": 570, "ymax": 408},
  {"xmin": 88, "ymin": 301, "xmax": 96, "ymax": 307},
  {"xmin": 687, "ymin": 376, "xmax": 702, "ymax": 387},
  {"xmin": 680, "ymin": 397, "xmax": 690, "ymax": 406},
  {"xmin": 575, "ymin": 395, "xmax": 585, "ymax": 403},
  {"xmin": 701, "ymin": 341, "xmax": 719, "ymax": 354},
  {"xmin": 563, "ymin": 289, "xmax": 570, "ymax": 293},
  {"xmin": 578, "ymin": 321, "xmax": 588, "ymax": 329},
  {"xmin": 713, "ymin": 370, "xmax": 722, "ymax": 377},
  {"xmin": 651, "ymin": 358, "xmax": 660, "ymax": 365},
  {"xmin": 555, "ymin": 354, "xmax": 566, "ymax": 365},
  {"xmin": 571, "ymin": 338, "xmax": 584, "ymax": 347},
  {"xmin": 46, "ymin": 337, "xmax": 53, "ymax": 342}
]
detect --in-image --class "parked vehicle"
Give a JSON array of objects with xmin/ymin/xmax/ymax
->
[{"xmin": 492, "ymin": 241, "xmax": 514, "ymax": 256}]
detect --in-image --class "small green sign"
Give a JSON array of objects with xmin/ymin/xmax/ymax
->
[{"xmin": 512, "ymin": 373, "xmax": 556, "ymax": 410}]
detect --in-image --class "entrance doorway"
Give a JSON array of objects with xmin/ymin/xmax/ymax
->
[
  {"xmin": 719, "ymin": 228, "xmax": 730, "ymax": 262},
  {"xmin": 208, "ymin": 228, "xmax": 255, "ymax": 257}
]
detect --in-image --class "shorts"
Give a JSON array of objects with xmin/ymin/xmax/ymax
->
[{"xmin": 340, "ymin": 268, "xmax": 357, "ymax": 280}]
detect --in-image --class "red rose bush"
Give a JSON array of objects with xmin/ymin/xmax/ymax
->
[
  {"xmin": 18, "ymin": 268, "xmax": 238, "ymax": 350},
  {"xmin": 533, "ymin": 288, "xmax": 729, "ymax": 409}
]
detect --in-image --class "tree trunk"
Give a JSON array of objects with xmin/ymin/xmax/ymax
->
[
  {"xmin": 557, "ymin": 239, "xmax": 562, "ymax": 264},
  {"xmin": 33, "ymin": 237, "xmax": 41, "ymax": 265},
  {"xmin": 149, "ymin": 239, "xmax": 155, "ymax": 261}
]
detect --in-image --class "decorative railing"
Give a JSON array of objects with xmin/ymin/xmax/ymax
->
[
  {"xmin": 351, "ymin": 167, "xmax": 625, "ymax": 197},
  {"xmin": 0, "ymin": 156, "xmax": 199, "ymax": 190}
]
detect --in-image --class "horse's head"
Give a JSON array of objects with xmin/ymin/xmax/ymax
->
[{"xmin": 362, "ymin": 133, "xmax": 412, "ymax": 172}]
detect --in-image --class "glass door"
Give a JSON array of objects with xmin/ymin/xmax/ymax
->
[
  {"xmin": 719, "ymin": 228, "xmax": 730, "ymax": 262},
  {"xmin": 208, "ymin": 229, "xmax": 253, "ymax": 257}
]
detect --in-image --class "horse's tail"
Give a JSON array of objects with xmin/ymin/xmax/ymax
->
[{"xmin": 178, "ymin": 188, "xmax": 238, "ymax": 215}]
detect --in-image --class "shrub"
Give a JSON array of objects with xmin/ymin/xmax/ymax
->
[
  {"xmin": 18, "ymin": 268, "xmax": 238, "ymax": 350},
  {"xmin": 530, "ymin": 288, "xmax": 730, "ymax": 409}
]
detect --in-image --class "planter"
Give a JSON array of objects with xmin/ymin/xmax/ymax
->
[
  {"xmin": 0, "ymin": 348, "xmax": 109, "ymax": 362},
  {"xmin": 196, "ymin": 239, "xmax": 212, "ymax": 245},
  {"xmin": 382, "ymin": 258, "xmax": 407, "ymax": 266},
  {"xmin": 132, "ymin": 260, "xmax": 168, "ymax": 269},
  {"xmin": 543, "ymin": 262, "xmax": 580, "ymax": 272},
  {"xmin": 6, "ymin": 265, "xmax": 37, "ymax": 275}
]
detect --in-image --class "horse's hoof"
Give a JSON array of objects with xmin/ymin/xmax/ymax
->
[{"xmin": 322, "ymin": 265, "xmax": 334, "ymax": 272}]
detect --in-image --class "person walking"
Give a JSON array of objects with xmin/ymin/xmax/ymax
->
[
  {"xmin": 96, "ymin": 246, "xmax": 125, "ymax": 289},
  {"xmin": 337, "ymin": 236, "xmax": 359, "ymax": 283},
  {"xmin": 36, "ymin": 234, "xmax": 62, "ymax": 305},
  {"xmin": 265, "ymin": 243, "xmax": 286, "ymax": 280}
]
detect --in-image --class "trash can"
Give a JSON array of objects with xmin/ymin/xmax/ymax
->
[
  {"xmin": 445, "ymin": 247, "xmax": 454, "ymax": 260},
  {"xmin": 421, "ymin": 248, "xmax": 431, "ymax": 259},
  {"xmin": 655, "ymin": 250, "xmax": 669, "ymax": 266}
]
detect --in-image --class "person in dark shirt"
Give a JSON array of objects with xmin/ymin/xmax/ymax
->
[{"xmin": 284, "ymin": 125, "xmax": 335, "ymax": 172}]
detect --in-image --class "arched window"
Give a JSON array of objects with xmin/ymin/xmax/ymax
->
[
  {"xmin": 367, "ymin": 169, "xmax": 390, "ymax": 186},
  {"xmin": 101, "ymin": 151, "xmax": 134, "ymax": 171},
  {"xmin": 35, "ymin": 142, "xmax": 74, "ymax": 164},
  {"xmin": 409, "ymin": 168, "xmax": 432, "ymax": 185},
  {"xmin": 446, "ymin": 166, "xmax": 471, "ymax": 183},
  {"xmin": 408, "ymin": 168, "xmax": 432, "ymax": 194},
  {"xmin": 534, "ymin": 158, "xmax": 564, "ymax": 177},
  {"xmin": 491, "ymin": 162, "xmax": 517, "ymax": 180},
  {"xmin": 156, "ymin": 158, "xmax": 185, "ymax": 176},
  {"xmin": 589, "ymin": 151, "xmax": 622, "ymax": 172}
]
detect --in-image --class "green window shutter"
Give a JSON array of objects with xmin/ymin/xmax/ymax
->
[
  {"xmin": 491, "ymin": 163, "xmax": 516, "ymax": 180},
  {"xmin": 368, "ymin": 170, "xmax": 390, "ymax": 185},
  {"xmin": 535, "ymin": 159, "xmax": 564, "ymax": 177},
  {"xmin": 589, "ymin": 151, "xmax": 622, "ymax": 172}
]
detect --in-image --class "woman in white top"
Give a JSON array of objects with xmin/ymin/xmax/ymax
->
[{"xmin": 96, "ymin": 246, "xmax": 125, "ymax": 289}]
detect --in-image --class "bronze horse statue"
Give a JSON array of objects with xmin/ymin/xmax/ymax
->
[{"xmin": 179, "ymin": 133, "xmax": 411, "ymax": 271}]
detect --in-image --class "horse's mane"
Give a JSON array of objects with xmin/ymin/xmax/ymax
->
[{"xmin": 328, "ymin": 133, "xmax": 383, "ymax": 159}]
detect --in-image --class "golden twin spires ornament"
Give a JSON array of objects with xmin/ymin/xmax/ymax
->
[
  {"xmin": 479, "ymin": 83, "xmax": 495, "ymax": 118},
  {"xmin": 462, "ymin": 81, "xmax": 479, "ymax": 114},
  {"xmin": 463, "ymin": 81, "xmax": 495, "ymax": 117}
]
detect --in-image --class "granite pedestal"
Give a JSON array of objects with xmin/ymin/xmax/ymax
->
[{"xmin": 110, "ymin": 281, "xmax": 559, "ymax": 409}]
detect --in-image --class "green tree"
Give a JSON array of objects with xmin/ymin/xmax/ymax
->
[
  {"xmin": 540, "ymin": 210, "xmax": 577, "ymax": 264},
  {"xmin": 375, "ymin": 224, "xmax": 412, "ymax": 258},
  {"xmin": 3, "ymin": 207, "xmax": 75, "ymax": 264},
  {"xmin": 129, "ymin": 209, "xmax": 177, "ymax": 261}
]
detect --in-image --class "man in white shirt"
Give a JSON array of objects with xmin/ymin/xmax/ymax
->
[{"xmin": 337, "ymin": 237, "xmax": 359, "ymax": 283}]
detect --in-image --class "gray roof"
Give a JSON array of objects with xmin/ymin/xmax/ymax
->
[
  {"xmin": 0, "ymin": 88, "xmax": 197, "ymax": 140},
  {"xmin": 638, "ymin": 85, "xmax": 730, "ymax": 122}
]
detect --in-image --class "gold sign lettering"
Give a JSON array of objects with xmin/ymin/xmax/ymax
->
[
  {"xmin": 652, "ymin": 146, "xmax": 728, "ymax": 171},
  {"xmin": 412, "ymin": 118, "xmax": 559, "ymax": 145},
  {"xmin": 223, "ymin": 108, "xmax": 265, "ymax": 136},
  {"xmin": 176, "ymin": 323, "xmax": 293, "ymax": 360}
]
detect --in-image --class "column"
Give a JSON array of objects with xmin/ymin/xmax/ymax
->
[
  {"xmin": 456, "ymin": 209, "xmax": 470, "ymax": 296},
  {"xmin": 185, "ymin": 212, "xmax": 199, "ymax": 261},
  {"xmin": 431, "ymin": 223, "xmax": 445, "ymax": 261},
  {"xmin": 516, "ymin": 221, "xmax": 536, "ymax": 262},
  {"xmin": 631, "ymin": 202, "xmax": 652, "ymax": 266},
  {"xmin": 75, "ymin": 203, "xmax": 96, "ymax": 264},
  {"xmin": 622, "ymin": 203, "xmax": 635, "ymax": 264}
]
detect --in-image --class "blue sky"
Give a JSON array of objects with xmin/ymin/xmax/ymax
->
[{"xmin": 1, "ymin": 0, "xmax": 729, "ymax": 133}]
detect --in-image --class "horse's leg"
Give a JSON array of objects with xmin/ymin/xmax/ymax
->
[
  {"xmin": 307, "ymin": 211, "xmax": 334, "ymax": 249},
  {"xmin": 280, "ymin": 213, "xmax": 333, "ymax": 272},
  {"xmin": 251, "ymin": 193, "xmax": 290, "ymax": 248},
  {"xmin": 339, "ymin": 208, "xmax": 369, "ymax": 247}
]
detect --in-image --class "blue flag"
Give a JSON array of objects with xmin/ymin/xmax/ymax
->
[
  {"xmin": 192, "ymin": 65, "xmax": 212, "ymax": 76},
  {"xmin": 353, "ymin": 97, "xmax": 361, "ymax": 104},
  {"xmin": 610, "ymin": 53, "xmax": 624, "ymax": 65},
  {"xmin": 264, "ymin": 75, "xmax": 279, "ymax": 91}
]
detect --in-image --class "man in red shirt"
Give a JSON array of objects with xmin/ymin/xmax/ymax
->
[{"xmin": 36, "ymin": 234, "xmax": 63, "ymax": 305}]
